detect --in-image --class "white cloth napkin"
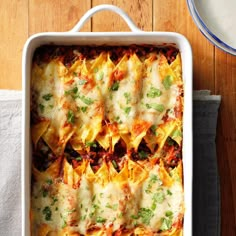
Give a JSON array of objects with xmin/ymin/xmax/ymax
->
[
  {"xmin": 0, "ymin": 89, "xmax": 221, "ymax": 236},
  {"xmin": 0, "ymin": 90, "xmax": 22, "ymax": 235}
]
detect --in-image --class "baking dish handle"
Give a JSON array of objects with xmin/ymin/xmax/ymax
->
[{"xmin": 70, "ymin": 4, "xmax": 143, "ymax": 33}]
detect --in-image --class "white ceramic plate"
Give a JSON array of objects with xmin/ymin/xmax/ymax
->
[{"xmin": 187, "ymin": 0, "xmax": 236, "ymax": 55}]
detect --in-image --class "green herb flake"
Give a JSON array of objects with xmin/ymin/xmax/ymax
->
[
  {"xmin": 131, "ymin": 214, "xmax": 139, "ymax": 220},
  {"xmin": 81, "ymin": 106, "xmax": 87, "ymax": 113},
  {"xmin": 51, "ymin": 196, "xmax": 58, "ymax": 206},
  {"xmin": 93, "ymin": 67, "xmax": 98, "ymax": 73},
  {"xmin": 152, "ymin": 192, "xmax": 165, "ymax": 204},
  {"xmin": 110, "ymin": 81, "xmax": 119, "ymax": 91},
  {"xmin": 67, "ymin": 110, "xmax": 75, "ymax": 124},
  {"xmin": 46, "ymin": 179, "xmax": 53, "ymax": 185},
  {"xmin": 151, "ymin": 202, "xmax": 157, "ymax": 211},
  {"xmin": 147, "ymin": 87, "xmax": 162, "ymax": 98},
  {"xmin": 160, "ymin": 217, "xmax": 172, "ymax": 231},
  {"xmin": 172, "ymin": 130, "xmax": 182, "ymax": 138},
  {"xmin": 150, "ymin": 125, "xmax": 157, "ymax": 135},
  {"xmin": 165, "ymin": 211, "xmax": 173, "ymax": 218},
  {"xmin": 138, "ymin": 208, "xmax": 154, "ymax": 225},
  {"xmin": 124, "ymin": 107, "xmax": 131, "ymax": 115},
  {"xmin": 162, "ymin": 75, "xmax": 174, "ymax": 90},
  {"xmin": 65, "ymin": 86, "xmax": 78, "ymax": 96},
  {"xmin": 97, "ymin": 71, "xmax": 104, "ymax": 80},
  {"xmin": 78, "ymin": 80, "xmax": 87, "ymax": 85},
  {"xmin": 79, "ymin": 95, "xmax": 94, "ymax": 105},
  {"xmin": 42, "ymin": 206, "xmax": 52, "ymax": 221},
  {"xmin": 138, "ymin": 150, "xmax": 148, "ymax": 160},
  {"xmin": 75, "ymin": 156, "xmax": 82, "ymax": 161},
  {"xmin": 149, "ymin": 174, "xmax": 158, "ymax": 183},
  {"xmin": 39, "ymin": 104, "xmax": 45, "ymax": 113},
  {"xmin": 60, "ymin": 213, "xmax": 67, "ymax": 229},
  {"xmin": 96, "ymin": 216, "xmax": 106, "ymax": 223},
  {"xmin": 66, "ymin": 208, "xmax": 76, "ymax": 214},
  {"xmin": 112, "ymin": 160, "xmax": 118, "ymax": 169},
  {"xmin": 167, "ymin": 137, "xmax": 175, "ymax": 146},
  {"xmin": 124, "ymin": 92, "xmax": 131, "ymax": 104},
  {"xmin": 42, "ymin": 188, "xmax": 48, "ymax": 198},
  {"xmin": 92, "ymin": 194, "xmax": 96, "ymax": 202},
  {"xmin": 145, "ymin": 189, "xmax": 152, "ymax": 194},
  {"xmin": 85, "ymin": 141, "xmax": 97, "ymax": 148},
  {"xmin": 42, "ymin": 93, "xmax": 53, "ymax": 101},
  {"xmin": 167, "ymin": 189, "xmax": 172, "ymax": 196},
  {"xmin": 146, "ymin": 103, "xmax": 165, "ymax": 112}
]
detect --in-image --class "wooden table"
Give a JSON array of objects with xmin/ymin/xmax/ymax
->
[{"xmin": 1, "ymin": 0, "xmax": 235, "ymax": 235}]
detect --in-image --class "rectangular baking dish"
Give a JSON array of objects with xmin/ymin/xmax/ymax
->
[{"xmin": 22, "ymin": 4, "xmax": 193, "ymax": 236}]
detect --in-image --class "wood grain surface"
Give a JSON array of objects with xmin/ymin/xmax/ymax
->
[{"xmin": 1, "ymin": 0, "xmax": 236, "ymax": 235}]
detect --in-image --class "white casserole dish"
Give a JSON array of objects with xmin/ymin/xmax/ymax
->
[{"xmin": 22, "ymin": 4, "xmax": 193, "ymax": 236}]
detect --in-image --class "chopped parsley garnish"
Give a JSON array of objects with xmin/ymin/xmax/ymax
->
[
  {"xmin": 78, "ymin": 79, "xmax": 87, "ymax": 85},
  {"xmin": 149, "ymin": 174, "xmax": 158, "ymax": 183},
  {"xmin": 39, "ymin": 103, "xmax": 45, "ymax": 113},
  {"xmin": 81, "ymin": 106, "xmax": 87, "ymax": 113},
  {"xmin": 46, "ymin": 179, "xmax": 53, "ymax": 185},
  {"xmin": 42, "ymin": 206, "xmax": 52, "ymax": 221},
  {"xmin": 138, "ymin": 208, "xmax": 154, "ymax": 225},
  {"xmin": 96, "ymin": 71, "xmax": 104, "ymax": 80},
  {"xmin": 138, "ymin": 150, "xmax": 148, "ymax": 159},
  {"xmin": 124, "ymin": 106, "xmax": 131, "ymax": 115},
  {"xmin": 160, "ymin": 211, "xmax": 173, "ymax": 231},
  {"xmin": 165, "ymin": 211, "xmax": 173, "ymax": 217},
  {"xmin": 42, "ymin": 188, "xmax": 48, "ymax": 198},
  {"xmin": 147, "ymin": 87, "xmax": 162, "ymax": 98},
  {"xmin": 92, "ymin": 194, "xmax": 96, "ymax": 202},
  {"xmin": 105, "ymin": 203, "xmax": 118, "ymax": 210},
  {"xmin": 124, "ymin": 92, "xmax": 131, "ymax": 104},
  {"xmin": 151, "ymin": 202, "xmax": 157, "ymax": 211},
  {"xmin": 167, "ymin": 189, "xmax": 172, "ymax": 196},
  {"xmin": 152, "ymin": 191, "xmax": 165, "ymax": 204},
  {"xmin": 75, "ymin": 156, "xmax": 82, "ymax": 161},
  {"xmin": 162, "ymin": 75, "xmax": 174, "ymax": 90},
  {"xmin": 110, "ymin": 81, "xmax": 119, "ymax": 91},
  {"xmin": 51, "ymin": 196, "xmax": 58, "ymax": 206},
  {"xmin": 172, "ymin": 129, "xmax": 182, "ymax": 138},
  {"xmin": 131, "ymin": 214, "xmax": 139, "ymax": 220},
  {"xmin": 160, "ymin": 217, "xmax": 172, "ymax": 231},
  {"xmin": 112, "ymin": 160, "xmax": 118, "ymax": 169},
  {"xmin": 146, "ymin": 103, "xmax": 165, "ymax": 112},
  {"xmin": 67, "ymin": 110, "xmax": 75, "ymax": 124},
  {"xmin": 93, "ymin": 67, "xmax": 98, "ymax": 73},
  {"xmin": 66, "ymin": 208, "xmax": 76, "ymax": 214},
  {"xmin": 42, "ymin": 93, "xmax": 53, "ymax": 101},
  {"xmin": 65, "ymin": 86, "xmax": 78, "ymax": 95},
  {"xmin": 79, "ymin": 95, "xmax": 94, "ymax": 105},
  {"xmin": 60, "ymin": 213, "xmax": 67, "ymax": 228},
  {"xmin": 85, "ymin": 141, "xmax": 97, "ymax": 148},
  {"xmin": 150, "ymin": 125, "xmax": 157, "ymax": 135},
  {"xmin": 96, "ymin": 216, "xmax": 106, "ymax": 223},
  {"xmin": 167, "ymin": 137, "xmax": 175, "ymax": 146}
]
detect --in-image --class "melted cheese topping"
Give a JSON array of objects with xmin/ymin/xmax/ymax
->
[
  {"xmin": 31, "ymin": 47, "xmax": 184, "ymax": 235},
  {"xmin": 31, "ymin": 164, "xmax": 183, "ymax": 235}
]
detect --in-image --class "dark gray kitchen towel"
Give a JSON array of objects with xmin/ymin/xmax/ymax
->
[
  {"xmin": 0, "ymin": 90, "xmax": 221, "ymax": 236},
  {"xmin": 193, "ymin": 90, "xmax": 221, "ymax": 236}
]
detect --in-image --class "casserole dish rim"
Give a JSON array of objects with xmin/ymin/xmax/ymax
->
[{"xmin": 22, "ymin": 5, "xmax": 192, "ymax": 236}]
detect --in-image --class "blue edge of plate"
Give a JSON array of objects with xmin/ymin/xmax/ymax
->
[{"xmin": 187, "ymin": 0, "xmax": 236, "ymax": 55}]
